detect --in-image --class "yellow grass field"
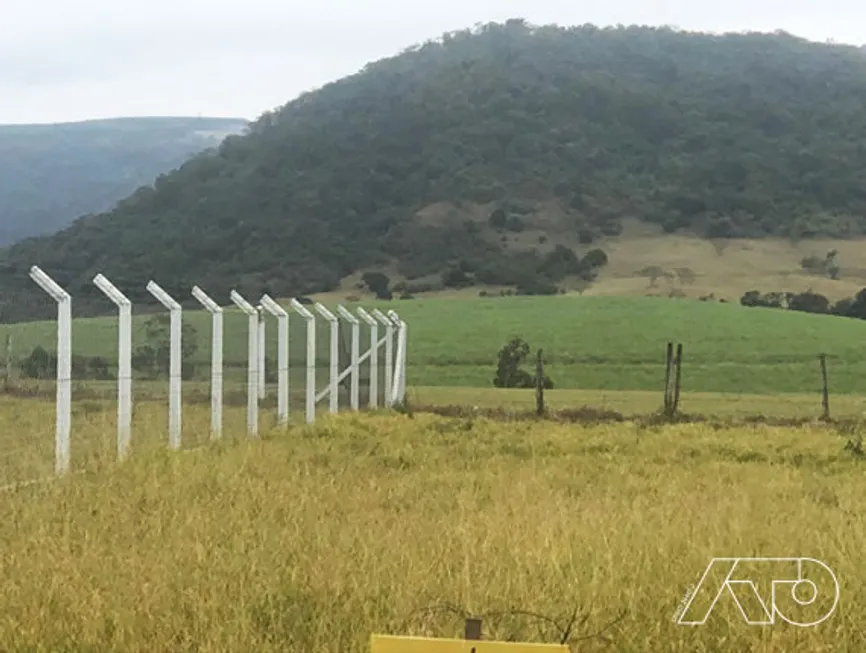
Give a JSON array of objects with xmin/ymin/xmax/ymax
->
[{"xmin": 0, "ymin": 397, "xmax": 862, "ymax": 652}]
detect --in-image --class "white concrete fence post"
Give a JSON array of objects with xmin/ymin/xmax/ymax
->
[
  {"xmin": 93, "ymin": 274, "xmax": 132, "ymax": 460},
  {"xmin": 256, "ymin": 305, "xmax": 266, "ymax": 401},
  {"xmin": 388, "ymin": 310, "xmax": 406, "ymax": 405},
  {"xmin": 372, "ymin": 309, "xmax": 394, "ymax": 407},
  {"xmin": 146, "ymin": 281, "xmax": 183, "ymax": 450},
  {"xmin": 29, "ymin": 266, "xmax": 71, "ymax": 476},
  {"xmin": 191, "ymin": 286, "xmax": 223, "ymax": 439}
]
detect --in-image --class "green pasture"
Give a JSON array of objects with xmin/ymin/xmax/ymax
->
[{"xmin": 4, "ymin": 295, "xmax": 866, "ymax": 395}]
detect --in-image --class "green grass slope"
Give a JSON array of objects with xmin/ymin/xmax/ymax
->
[
  {"xmin": 6, "ymin": 295, "xmax": 866, "ymax": 395},
  {"xmin": 5, "ymin": 23, "xmax": 866, "ymax": 318},
  {"xmin": 0, "ymin": 116, "xmax": 247, "ymax": 245}
]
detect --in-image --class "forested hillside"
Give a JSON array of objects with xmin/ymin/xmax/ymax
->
[
  {"xmin": 0, "ymin": 117, "xmax": 247, "ymax": 245},
  {"xmin": 4, "ymin": 21, "xmax": 866, "ymax": 319}
]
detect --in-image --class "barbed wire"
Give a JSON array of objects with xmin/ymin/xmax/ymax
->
[{"xmin": 398, "ymin": 600, "xmax": 626, "ymax": 648}]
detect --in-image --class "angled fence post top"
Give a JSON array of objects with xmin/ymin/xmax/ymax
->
[
  {"xmin": 371, "ymin": 308, "xmax": 392, "ymax": 326},
  {"xmin": 230, "ymin": 290, "xmax": 257, "ymax": 315},
  {"xmin": 94, "ymin": 274, "xmax": 131, "ymax": 306},
  {"xmin": 29, "ymin": 266, "xmax": 70, "ymax": 302},
  {"xmin": 290, "ymin": 298, "xmax": 315, "ymax": 319},
  {"xmin": 147, "ymin": 281, "xmax": 181, "ymax": 310},
  {"xmin": 356, "ymin": 307, "xmax": 377, "ymax": 326},
  {"xmin": 314, "ymin": 303, "xmax": 337, "ymax": 322},
  {"xmin": 336, "ymin": 304, "xmax": 359, "ymax": 324},
  {"xmin": 386, "ymin": 309, "xmax": 403, "ymax": 326},
  {"xmin": 192, "ymin": 286, "xmax": 223, "ymax": 313},
  {"xmin": 260, "ymin": 294, "xmax": 288, "ymax": 317}
]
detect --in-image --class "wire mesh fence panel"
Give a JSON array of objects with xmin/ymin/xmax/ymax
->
[
  {"xmin": 536, "ymin": 347, "xmax": 866, "ymax": 422},
  {"xmin": 670, "ymin": 353, "xmax": 866, "ymax": 422},
  {"xmin": 0, "ymin": 290, "xmax": 128, "ymax": 483},
  {"xmin": 0, "ymin": 290, "xmax": 66, "ymax": 484}
]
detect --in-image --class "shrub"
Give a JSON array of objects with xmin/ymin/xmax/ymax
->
[
  {"xmin": 582, "ymin": 248, "xmax": 609, "ymax": 269},
  {"xmin": 493, "ymin": 337, "xmax": 554, "ymax": 389},
  {"xmin": 578, "ymin": 228, "xmax": 594, "ymax": 244},
  {"xmin": 488, "ymin": 208, "xmax": 507, "ymax": 229},
  {"xmin": 505, "ymin": 216, "xmax": 525, "ymax": 232},
  {"xmin": 788, "ymin": 291, "xmax": 830, "ymax": 314},
  {"xmin": 361, "ymin": 271, "xmax": 392, "ymax": 300},
  {"xmin": 441, "ymin": 267, "xmax": 473, "ymax": 289}
]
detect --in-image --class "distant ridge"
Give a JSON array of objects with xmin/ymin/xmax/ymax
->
[{"xmin": 0, "ymin": 116, "xmax": 248, "ymax": 245}]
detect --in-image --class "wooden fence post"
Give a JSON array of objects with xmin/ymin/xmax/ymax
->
[
  {"xmin": 536, "ymin": 348, "xmax": 545, "ymax": 416},
  {"xmin": 663, "ymin": 342, "xmax": 683, "ymax": 418},
  {"xmin": 663, "ymin": 342, "xmax": 673, "ymax": 416},
  {"xmin": 819, "ymin": 353, "xmax": 830, "ymax": 420},
  {"xmin": 673, "ymin": 343, "xmax": 683, "ymax": 415},
  {"xmin": 4, "ymin": 333, "xmax": 11, "ymax": 389}
]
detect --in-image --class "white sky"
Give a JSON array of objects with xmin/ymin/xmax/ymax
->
[{"xmin": 2, "ymin": 0, "xmax": 865, "ymax": 124}]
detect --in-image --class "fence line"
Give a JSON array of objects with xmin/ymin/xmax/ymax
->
[{"xmin": 24, "ymin": 266, "xmax": 408, "ymax": 479}]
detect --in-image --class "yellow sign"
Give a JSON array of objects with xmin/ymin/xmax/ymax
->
[{"xmin": 370, "ymin": 634, "xmax": 569, "ymax": 653}]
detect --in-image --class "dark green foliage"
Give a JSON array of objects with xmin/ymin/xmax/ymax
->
[
  {"xmin": 582, "ymin": 248, "xmax": 609, "ymax": 269},
  {"xmin": 488, "ymin": 208, "xmax": 507, "ymax": 229},
  {"xmin": 833, "ymin": 289, "xmax": 866, "ymax": 319},
  {"xmin": 516, "ymin": 279, "xmax": 559, "ymax": 296},
  {"xmin": 493, "ymin": 337, "xmax": 533, "ymax": 388},
  {"xmin": 577, "ymin": 229, "xmax": 595, "ymax": 245},
  {"xmin": 801, "ymin": 250, "xmax": 840, "ymax": 279},
  {"xmin": 788, "ymin": 291, "xmax": 831, "ymax": 314},
  {"xmin": 441, "ymin": 267, "xmax": 473, "ymax": 289},
  {"xmin": 505, "ymin": 216, "xmax": 525, "ymax": 233},
  {"xmin": 0, "ymin": 117, "xmax": 247, "ymax": 246},
  {"xmin": 6, "ymin": 23, "xmax": 866, "ymax": 318},
  {"xmin": 493, "ymin": 336, "xmax": 554, "ymax": 388},
  {"xmin": 19, "ymin": 346, "xmax": 113, "ymax": 380},
  {"xmin": 361, "ymin": 272, "xmax": 392, "ymax": 299},
  {"xmin": 20, "ymin": 346, "xmax": 53, "ymax": 379},
  {"xmin": 741, "ymin": 287, "xmax": 866, "ymax": 317},
  {"xmin": 540, "ymin": 244, "xmax": 577, "ymax": 273},
  {"xmin": 740, "ymin": 291, "xmax": 788, "ymax": 309}
]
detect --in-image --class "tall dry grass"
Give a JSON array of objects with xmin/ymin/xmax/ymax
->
[{"xmin": 0, "ymin": 404, "xmax": 862, "ymax": 651}]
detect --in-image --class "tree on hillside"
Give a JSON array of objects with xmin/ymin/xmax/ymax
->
[
  {"xmin": 788, "ymin": 291, "xmax": 830, "ymax": 314},
  {"xmin": 362, "ymin": 272, "xmax": 392, "ymax": 300},
  {"xmin": 801, "ymin": 249, "xmax": 840, "ymax": 280}
]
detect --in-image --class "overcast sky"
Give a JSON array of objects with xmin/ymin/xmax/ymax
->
[{"xmin": 2, "ymin": 0, "xmax": 864, "ymax": 125}]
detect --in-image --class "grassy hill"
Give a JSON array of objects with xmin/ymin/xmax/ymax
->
[
  {"xmin": 6, "ymin": 295, "xmax": 866, "ymax": 396},
  {"xmin": 325, "ymin": 219, "xmax": 866, "ymax": 303},
  {"xmin": 4, "ymin": 22, "xmax": 866, "ymax": 320},
  {"xmin": 0, "ymin": 116, "xmax": 247, "ymax": 245}
]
